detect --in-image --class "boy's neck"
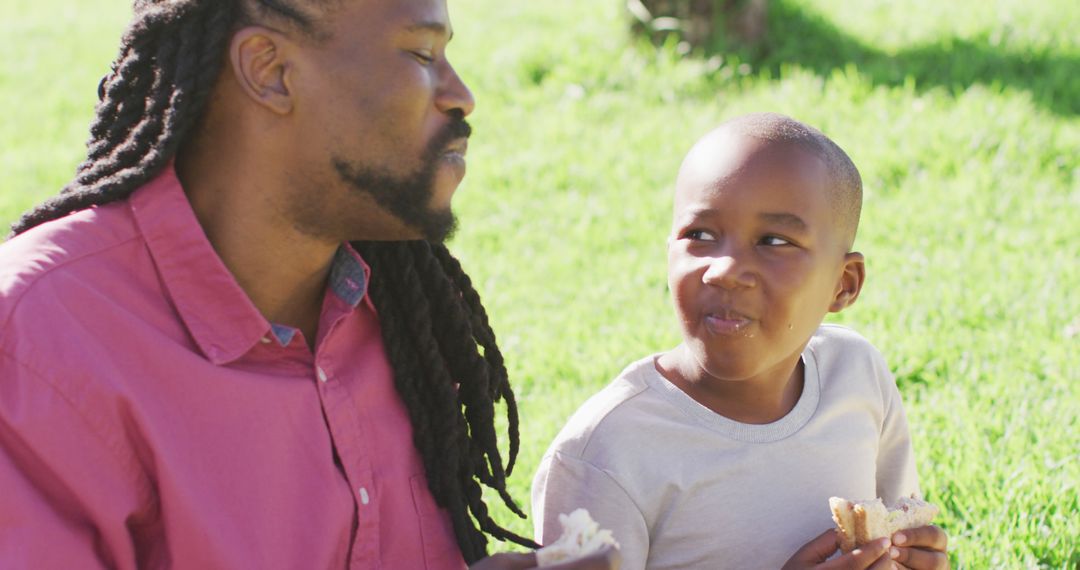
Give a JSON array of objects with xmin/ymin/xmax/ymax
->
[{"xmin": 655, "ymin": 345, "xmax": 805, "ymax": 425}]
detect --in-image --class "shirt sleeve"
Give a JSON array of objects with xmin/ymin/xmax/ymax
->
[
  {"xmin": 874, "ymin": 368, "xmax": 921, "ymax": 505},
  {"xmin": 532, "ymin": 450, "xmax": 649, "ymax": 570},
  {"xmin": 0, "ymin": 351, "xmax": 147, "ymax": 569}
]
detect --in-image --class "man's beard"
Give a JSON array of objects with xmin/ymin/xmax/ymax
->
[{"xmin": 333, "ymin": 116, "xmax": 471, "ymax": 242}]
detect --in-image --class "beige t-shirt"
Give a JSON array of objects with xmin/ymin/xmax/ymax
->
[{"xmin": 532, "ymin": 325, "xmax": 920, "ymax": 570}]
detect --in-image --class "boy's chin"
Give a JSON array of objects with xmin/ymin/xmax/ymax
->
[{"xmin": 682, "ymin": 344, "xmax": 760, "ymax": 383}]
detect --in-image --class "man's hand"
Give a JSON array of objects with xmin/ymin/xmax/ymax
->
[
  {"xmin": 782, "ymin": 529, "xmax": 893, "ymax": 570},
  {"xmin": 889, "ymin": 525, "xmax": 949, "ymax": 570},
  {"xmin": 469, "ymin": 545, "xmax": 620, "ymax": 570}
]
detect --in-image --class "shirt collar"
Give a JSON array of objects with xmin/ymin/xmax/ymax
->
[
  {"xmin": 128, "ymin": 165, "xmax": 370, "ymax": 364},
  {"xmin": 328, "ymin": 244, "xmax": 368, "ymax": 308}
]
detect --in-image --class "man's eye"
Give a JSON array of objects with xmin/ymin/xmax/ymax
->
[
  {"xmin": 411, "ymin": 50, "xmax": 435, "ymax": 64},
  {"xmin": 685, "ymin": 229, "xmax": 717, "ymax": 241},
  {"xmin": 760, "ymin": 235, "xmax": 791, "ymax": 246}
]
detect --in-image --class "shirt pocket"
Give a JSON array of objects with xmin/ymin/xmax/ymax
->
[{"xmin": 409, "ymin": 475, "xmax": 468, "ymax": 570}]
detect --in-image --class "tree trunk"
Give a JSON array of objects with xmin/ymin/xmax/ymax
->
[{"xmin": 629, "ymin": 0, "xmax": 768, "ymax": 48}]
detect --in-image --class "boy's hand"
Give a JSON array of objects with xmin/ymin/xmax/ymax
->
[
  {"xmin": 469, "ymin": 545, "xmax": 620, "ymax": 570},
  {"xmin": 889, "ymin": 525, "xmax": 949, "ymax": 569},
  {"xmin": 781, "ymin": 530, "xmax": 893, "ymax": 570}
]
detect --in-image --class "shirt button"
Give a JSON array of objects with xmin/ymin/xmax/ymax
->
[
  {"xmin": 317, "ymin": 367, "xmax": 328, "ymax": 383},
  {"xmin": 359, "ymin": 487, "xmax": 370, "ymax": 505},
  {"xmin": 260, "ymin": 336, "xmax": 272, "ymax": 344}
]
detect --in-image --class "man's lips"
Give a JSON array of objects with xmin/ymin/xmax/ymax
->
[{"xmin": 442, "ymin": 138, "xmax": 469, "ymax": 157}]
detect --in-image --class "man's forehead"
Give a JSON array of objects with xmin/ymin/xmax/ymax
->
[
  {"xmin": 367, "ymin": 0, "xmax": 451, "ymax": 31},
  {"xmin": 294, "ymin": 0, "xmax": 452, "ymax": 44}
]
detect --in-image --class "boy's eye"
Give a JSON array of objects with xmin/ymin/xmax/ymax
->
[
  {"xmin": 685, "ymin": 229, "xmax": 717, "ymax": 241},
  {"xmin": 760, "ymin": 235, "xmax": 791, "ymax": 246}
]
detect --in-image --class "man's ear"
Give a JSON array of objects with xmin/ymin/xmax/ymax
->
[
  {"xmin": 228, "ymin": 27, "xmax": 295, "ymax": 115},
  {"xmin": 829, "ymin": 251, "xmax": 865, "ymax": 312}
]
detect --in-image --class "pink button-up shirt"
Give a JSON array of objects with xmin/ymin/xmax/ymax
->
[{"xmin": 0, "ymin": 167, "xmax": 467, "ymax": 569}]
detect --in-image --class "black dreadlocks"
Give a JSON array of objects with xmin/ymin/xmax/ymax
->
[{"xmin": 10, "ymin": 0, "xmax": 536, "ymax": 562}]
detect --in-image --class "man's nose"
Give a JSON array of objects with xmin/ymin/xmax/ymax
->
[{"xmin": 437, "ymin": 62, "xmax": 476, "ymax": 117}]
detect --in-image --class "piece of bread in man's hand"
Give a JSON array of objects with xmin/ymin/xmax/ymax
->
[
  {"xmin": 829, "ymin": 495, "xmax": 939, "ymax": 552},
  {"xmin": 535, "ymin": 509, "xmax": 620, "ymax": 567}
]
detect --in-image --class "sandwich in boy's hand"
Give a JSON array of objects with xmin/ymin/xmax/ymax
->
[
  {"xmin": 535, "ymin": 509, "xmax": 620, "ymax": 567},
  {"xmin": 829, "ymin": 495, "xmax": 939, "ymax": 552}
]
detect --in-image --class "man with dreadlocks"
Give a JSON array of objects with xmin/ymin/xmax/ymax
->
[{"xmin": 0, "ymin": 0, "xmax": 619, "ymax": 569}]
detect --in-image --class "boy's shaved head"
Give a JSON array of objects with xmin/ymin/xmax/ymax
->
[{"xmin": 689, "ymin": 113, "xmax": 863, "ymax": 249}]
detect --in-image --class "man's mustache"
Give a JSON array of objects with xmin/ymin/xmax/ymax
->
[{"xmin": 429, "ymin": 110, "xmax": 472, "ymax": 155}]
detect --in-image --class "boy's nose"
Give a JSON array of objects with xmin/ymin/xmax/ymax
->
[{"xmin": 702, "ymin": 255, "xmax": 756, "ymax": 289}]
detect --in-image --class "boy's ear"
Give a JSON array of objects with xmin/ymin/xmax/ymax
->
[
  {"xmin": 228, "ymin": 26, "xmax": 295, "ymax": 115},
  {"xmin": 829, "ymin": 252, "xmax": 865, "ymax": 312}
]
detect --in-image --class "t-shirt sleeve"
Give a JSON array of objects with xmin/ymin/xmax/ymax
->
[
  {"xmin": 874, "ymin": 367, "xmax": 921, "ymax": 505},
  {"xmin": 532, "ymin": 450, "xmax": 649, "ymax": 570}
]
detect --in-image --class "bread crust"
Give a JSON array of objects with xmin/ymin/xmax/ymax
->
[
  {"xmin": 829, "ymin": 496, "xmax": 939, "ymax": 552},
  {"xmin": 852, "ymin": 504, "xmax": 873, "ymax": 546},
  {"xmin": 828, "ymin": 497, "xmax": 857, "ymax": 552}
]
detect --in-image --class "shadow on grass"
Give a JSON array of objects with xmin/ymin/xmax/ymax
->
[{"xmin": 701, "ymin": 0, "xmax": 1079, "ymax": 115}]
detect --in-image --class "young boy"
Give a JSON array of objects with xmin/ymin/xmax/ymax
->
[{"xmin": 532, "ymin": 113, "xmax": 948, "ymax": 569}]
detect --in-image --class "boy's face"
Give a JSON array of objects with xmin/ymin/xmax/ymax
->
[{"xmin": 667, "ymin": 133, "xmax": 864, "ymax": 384}]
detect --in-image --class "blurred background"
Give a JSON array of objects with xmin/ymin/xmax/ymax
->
[{"xmin": 1, "ymin": 0, "xmax": 1077, "ymax": 567}]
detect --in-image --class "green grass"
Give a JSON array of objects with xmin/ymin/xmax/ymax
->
[{"xmin": 2, "ymin": 0, "xmax": 1077, "ymax": 567}]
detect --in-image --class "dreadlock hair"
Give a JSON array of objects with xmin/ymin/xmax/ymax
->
[
  {"xmin": 10, "ymin": 0, "xmax": 537, "ymax": 562},
  {"xmin": 354, "ymin": 240, "xmax": 535, "ymax": 561}
]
